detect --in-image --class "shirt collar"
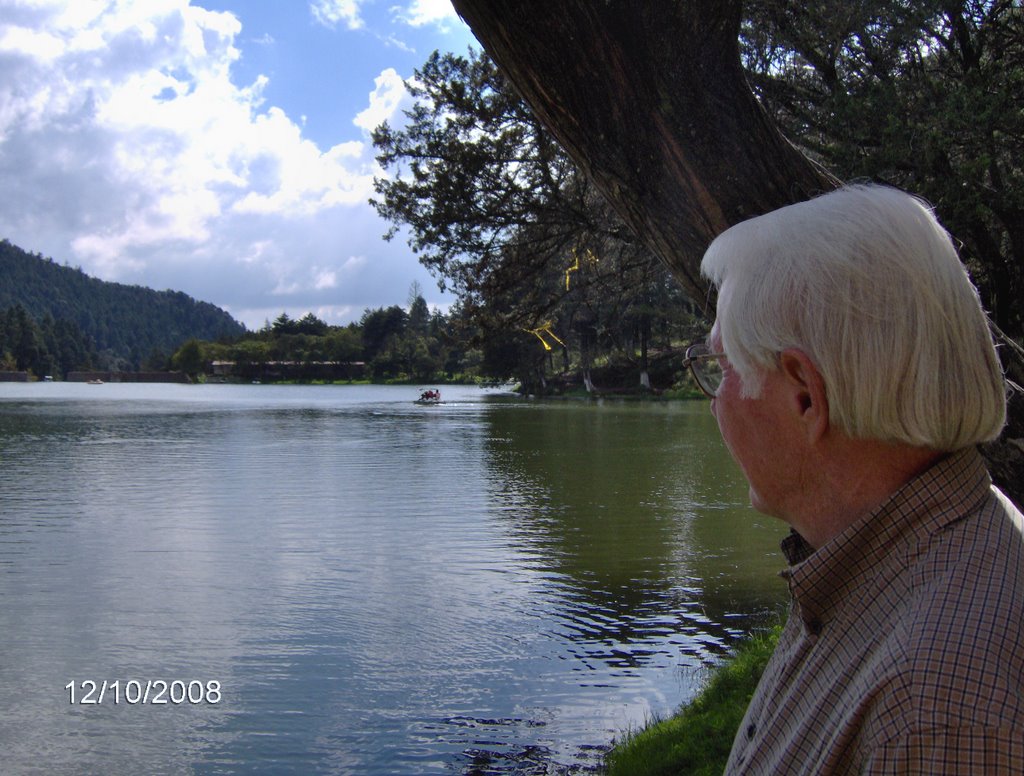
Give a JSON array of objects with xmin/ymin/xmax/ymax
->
[{"xmin": 779, "ymin": 447, "xmax": 992, "ymax": 630}]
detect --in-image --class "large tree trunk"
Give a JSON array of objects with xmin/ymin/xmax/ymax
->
[{"xmin": 450, "ymin": 0, "xmax": 1024, "ymax": 506}]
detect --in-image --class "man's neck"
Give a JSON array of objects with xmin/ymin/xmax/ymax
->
[{"xmin": 789, "ymin": 436, "xmax": 944, "ymax": 550}]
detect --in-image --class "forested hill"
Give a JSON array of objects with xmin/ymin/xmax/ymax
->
[{"xmin": 1, "ymin": 239, "xmax": 246, "ymax": 367}]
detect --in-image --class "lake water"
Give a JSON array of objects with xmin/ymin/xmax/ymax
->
[{"xmin": 0, "ymin": 383, "xmax": 789, "ymax": 775}]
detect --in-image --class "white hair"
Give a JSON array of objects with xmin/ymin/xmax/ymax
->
[{"xmin": 701, "ymin": 184, "xmax": 1006, "ymax": 451}]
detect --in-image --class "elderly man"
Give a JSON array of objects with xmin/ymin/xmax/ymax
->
[{"xmin": 684, "ymin": 184, "xmax": 1023, "ymax": 774}]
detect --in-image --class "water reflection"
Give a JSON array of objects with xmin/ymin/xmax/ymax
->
[{"xmin": 482, "ymin": 401, "xmax": 785, "ymax": 656}]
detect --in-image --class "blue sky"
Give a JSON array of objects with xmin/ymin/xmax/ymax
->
[{"xmin": 0, "ymin": 0, "xmax": 478, "ymax": 329}]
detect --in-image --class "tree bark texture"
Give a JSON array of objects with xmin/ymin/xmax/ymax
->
[{"xmin": 450, "ymin": 0, "xmax": 1024, "ymax": 505}]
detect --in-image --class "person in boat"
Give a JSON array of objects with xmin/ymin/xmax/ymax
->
[{"xmin": 683, "ymin": 184, "xmax": 1022, "ymax": 774}]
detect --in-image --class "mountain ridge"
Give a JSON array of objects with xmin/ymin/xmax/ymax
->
[{"xmin": 0, "ymin": 238, "xmax": 246, "ymax": 369}]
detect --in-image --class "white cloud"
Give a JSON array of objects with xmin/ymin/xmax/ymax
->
[
  {"xmin": 0, "ymin": 1, "xmax": 381, "ymax": 271},
  {"xmin": 396, "ymin": 0, "xmax": 459, "ymax": 29},
  {"xmin": 310, "ymin": 0, "xmax": 365, "ymax": 30},
  {"xmin": 312, "ymin": 304, "xmax": 357, "ymax": 321},
  {"xmin": 381, "ymin": 33, "xmax": 415, "ymax": 54},
  {"xmin": 310, "ymin": 0, "xmax": 461, "ymax": 35},
  {"xmin": 353, "ymin": 67, "xmax": 407, "ymax": 132},
  {"xmin": 0, "ymin": 24, "xmax": 64, "ymax": 61},
  {"xmin": 313, "ymin": 269, "xmax": 338, "ymax": 290}
]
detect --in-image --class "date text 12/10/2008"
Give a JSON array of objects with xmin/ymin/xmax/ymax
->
[{"xmin": 66, "ymin": 679, "xmax": 222, "ymax": 705}]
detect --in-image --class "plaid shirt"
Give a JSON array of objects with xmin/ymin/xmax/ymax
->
[{"xmin": 725, "ymin": 447, "xmax": 1024, "ymax": 774}]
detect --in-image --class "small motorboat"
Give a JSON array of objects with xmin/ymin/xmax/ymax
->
[{"xmin": 414, "ymin": 389, "xmax": 442, "ymax": 405}]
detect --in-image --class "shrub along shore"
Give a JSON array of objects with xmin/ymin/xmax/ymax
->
[{"xmin": 603, "ymin": 625, "xmax": 781, "ymax": 775}]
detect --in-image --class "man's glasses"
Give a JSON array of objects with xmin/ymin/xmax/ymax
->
[{"xmin": 683, "ymin": 342, "xmax": 725, "ymax": 398}]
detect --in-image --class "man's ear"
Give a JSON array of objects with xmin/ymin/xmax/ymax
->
[{"xmin": 779, "ymin": 349, "xmax": 829, "ymax": 443}]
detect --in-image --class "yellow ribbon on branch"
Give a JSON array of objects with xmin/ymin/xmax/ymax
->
[
  {"xmin": 565, "ymin": 248, "xmax": 597, "ymax": 291},
  {"xmin": 525, "ymin": 322, "xmax": 565, "ymax": 351}
]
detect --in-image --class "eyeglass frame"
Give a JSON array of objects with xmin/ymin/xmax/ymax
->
[{"xmin": 683, "ymin": 342, "xmax": 726, "ymax": 399}]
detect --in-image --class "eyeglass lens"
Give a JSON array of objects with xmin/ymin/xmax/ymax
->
[{"xmin": 694, "ymin": 355, "xmax": 723, "ymax": 396}]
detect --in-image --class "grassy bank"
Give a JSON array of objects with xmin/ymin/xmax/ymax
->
[{"xmin": 604, "ymin": 625, "xmax": 780, "ymax": 775}]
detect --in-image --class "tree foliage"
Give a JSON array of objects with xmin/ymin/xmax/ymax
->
[
  {"xmin": 0, "ymin": 304, "xmax": 97, "ymax": 378},
  {"xmin": 372, "ymin": 51, "xmax": 590, "ymax": 304},
  {"xmin": 178, "ymin": 293, "xmax": 482, "ymax": 385},
  {"xmin": 371, "ymin": 49, "xmax": 704, "ymax": 392},
  {"xmin": 741, "ymin": 0, "xmax": 1024, "ymax": 333}
]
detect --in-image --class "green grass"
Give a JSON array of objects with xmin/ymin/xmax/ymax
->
[{"xmin": 603, "ymin": 626, "xmax": 780, "ymax": 776}]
